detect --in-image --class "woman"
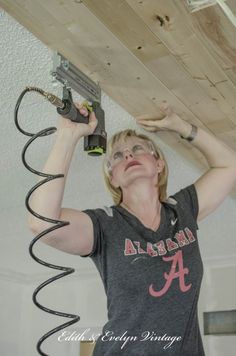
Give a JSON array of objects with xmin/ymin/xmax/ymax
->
[{"xmin": 28, "ymin": 102, "xmax": 236, "ymax": 355}]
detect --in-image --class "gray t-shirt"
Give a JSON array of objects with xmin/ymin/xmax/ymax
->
[{"xmin": 80, "ymin": 184, "xmax": 205, "ymax": 356}]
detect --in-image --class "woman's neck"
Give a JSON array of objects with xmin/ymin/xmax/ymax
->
[{"xmin": 120, "ymin": 183, "xmax": 161, "ymax": 229}]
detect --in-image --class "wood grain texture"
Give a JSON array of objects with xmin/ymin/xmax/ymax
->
[
  {"xmin": 83, "ymin": 0, "xmax": 232, "ymax": 125},
  {"xmin": 127, "ymin": 0, "xmax": 236, "ymax": 121}
]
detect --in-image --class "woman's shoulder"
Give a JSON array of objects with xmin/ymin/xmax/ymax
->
[{"xmin": 82, "ymin": 205, "xmax": 114, "ymax": 220}]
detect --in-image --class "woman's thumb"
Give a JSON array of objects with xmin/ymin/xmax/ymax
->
[{"xmin": 89, "ymin": 111, "xmax": 98, "ymax": 127}]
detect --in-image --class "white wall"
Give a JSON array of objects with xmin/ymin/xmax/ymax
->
[
  {"xmin": 1, "ymin": 280, "xmax": 24, "ymax": 356},
  {"xmin": 1, "ymin": 271, "xmax": 107, "ymax": 356},
  {"xmin": 199, "ymin": 262, "xmax": 236, "ymax": 355}
]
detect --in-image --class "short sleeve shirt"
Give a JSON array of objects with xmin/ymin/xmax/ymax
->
[{"xmin": 80, "ymin": 184, "xmax": 205, "ymax": 356}]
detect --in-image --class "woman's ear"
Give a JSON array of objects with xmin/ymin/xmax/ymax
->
[
  {"xmin": 156, "ymin": 158, "xmax": 165, "ymax": 174},
  {"xmin": 109, "ymin": 173, "xmax": 120, "ymax": 189}
]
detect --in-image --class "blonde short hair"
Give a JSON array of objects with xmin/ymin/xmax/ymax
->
[{"xmin": 102, "ymin": 129, "xmax": 169, "ymax": 205}]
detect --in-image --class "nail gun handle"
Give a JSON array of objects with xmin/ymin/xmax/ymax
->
[{"xmin": 57, "ymin": 87, "xmax": 90, "ymax": 124}]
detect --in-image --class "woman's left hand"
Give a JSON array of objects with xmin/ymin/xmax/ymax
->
[{"xmin": 136, "ymin": 102, "xmax": 183, "ymax": 133}]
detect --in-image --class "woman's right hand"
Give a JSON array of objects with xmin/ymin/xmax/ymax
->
[{"xmin": 57, "ymin": 102, "xmax": 98, "ymax": 142}]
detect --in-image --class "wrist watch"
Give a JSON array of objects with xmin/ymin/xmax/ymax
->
[{"xmin": 180, "ymin": 124, "xmax": 198, "ymax": 142}]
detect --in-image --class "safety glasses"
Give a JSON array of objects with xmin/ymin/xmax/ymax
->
[{"xmin": 105, "ymin": 140, "xmax": 156, "ymax": 171}]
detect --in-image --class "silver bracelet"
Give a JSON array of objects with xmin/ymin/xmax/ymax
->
[{"xmin": 180, "ymin": 124, "xmax": 198, "ymax": 142}]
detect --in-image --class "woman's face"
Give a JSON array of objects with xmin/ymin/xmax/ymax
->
[{"xmin": 107, "ymin": 137, "xmax": 164, "ymax": 189}]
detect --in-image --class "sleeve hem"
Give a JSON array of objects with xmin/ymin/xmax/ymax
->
[{"xmin": 79, "ymin": 209, "xmax": 100, "ymax": 258}]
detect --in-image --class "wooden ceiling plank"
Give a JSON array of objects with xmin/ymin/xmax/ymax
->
[
  {"xmin": 40, "ymin": 0, "xmax": 86, "ymax": 26},
  {"xmin": 227, "ymin": 0, "xmax": 236, "ymax": 14},
  {"xmin": 81, "ymin": 0, "xmax": 236, "ymax": 129},
  {"xmin": 38, "ymin": 2, "xmax": 236, "ymax": 162},
  {"xmin": 175, "ymin": 1, "xmax": 236, "ymax": 86},
  {"xmin": 0, "ymin": 0, "xmax": 51, "ymax": 45},
  {"xmin": 206, "ymin": 117, "xmax": 236, "ymax": 134},
  {"xmin": 0, "ymin": 0, "xmax": 72, "ymax": 45},
  {"xmin": 126, "ymin": 0, "xmax": 236, "ymax": 122},
  {"xmin": 34, "ymin": 1, "xmax": 209, "ymax": 126},
  {"xmin": 224, "ymin": 67, "xmax": 236, "ymax": 87}
]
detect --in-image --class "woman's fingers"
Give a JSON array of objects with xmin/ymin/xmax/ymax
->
[
  {"xmin": 136, "ymin": 118, "xmax": 168, "ymax": 132},
  {"xmin": 136, "ymin": 102, "xmax": 179, "ymax": 133},
  {"xmin": 137, "ymin": 123, "xmax": 158, "ymax": 132},
  {"xmin": 87, "ymin": 111, "xmax": 98, "ymax": 133},
  {"xmin": 137, "ymin": 119, "xmax": 157, "ymax": 126},
  {"xmin": 74, "ymin": 102, "xmax": 89, "ymax": 116}
]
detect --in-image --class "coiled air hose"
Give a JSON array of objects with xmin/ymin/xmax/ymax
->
[{"xmin": 14, "ymin": 86, "xmax": 81, "ymax": 356}]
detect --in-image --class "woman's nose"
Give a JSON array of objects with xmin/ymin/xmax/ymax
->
[{"xmin": 124, "ymin": 149, "xmax": 133, "ymax": 158}]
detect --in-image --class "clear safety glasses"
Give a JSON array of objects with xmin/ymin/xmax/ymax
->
[{"xmin": 106, "ymin": 141, "xmax": 157, "ymax": 171}]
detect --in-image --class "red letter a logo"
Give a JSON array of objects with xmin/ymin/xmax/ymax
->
[{"xmin": 149, "ymin": 250, "xmax": 191, "ymax": 297}]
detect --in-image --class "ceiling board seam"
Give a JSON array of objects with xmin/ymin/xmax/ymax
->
[
  {"xmin": 81, "ymin": 0, "xmax": 217, "ymax": 132},
  {"xmin": 173, "ymin": 1, "xmax": 236, "ymax": 89},
  {"xmin": 123, "ymin": 0, "xmax": 236, "ymax": 120}
]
